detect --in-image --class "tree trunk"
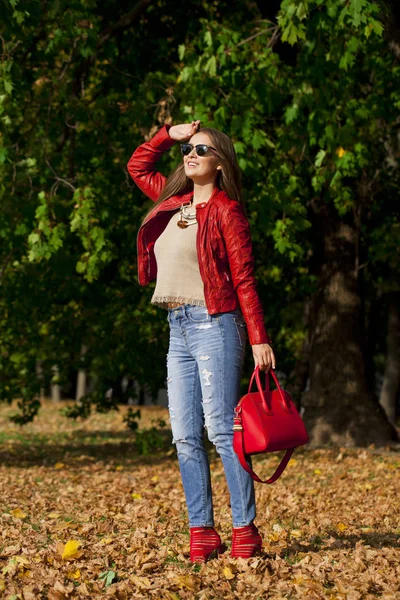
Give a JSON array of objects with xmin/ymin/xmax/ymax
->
[
  {"xmin": 287, "ymin": 297, "xmax": 311, "ymax": 407},
  {"xmin": 51, "ymin": 365, "xmax": 61, "ymax": 403},
  {"xmin": 76, "ymin": 345, "xmax": 88, "ymax": 405},
  {"xmin": 35, "ymin": 360, "xmax": 45, "ymax": 400},
  {"xmin": 379, "ymin": 294, "xmax": 400, "ymax": 425},
  {"xmin": 301, "ymin": 202, "xmax": 397, "ymax": 446}
]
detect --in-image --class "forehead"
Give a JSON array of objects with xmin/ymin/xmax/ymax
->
[{"xmin": 189, "ymin": 132, "xmax": 213, "ymax": 146}]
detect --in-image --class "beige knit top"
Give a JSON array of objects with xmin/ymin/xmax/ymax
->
[{"xmin": 151, "ymin": 210, "xmax": 206, "ymax": 308}]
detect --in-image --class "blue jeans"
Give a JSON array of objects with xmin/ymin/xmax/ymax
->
[{"xmin": 166, "ymin": 304, "xmax": 256, "ymax": 528}]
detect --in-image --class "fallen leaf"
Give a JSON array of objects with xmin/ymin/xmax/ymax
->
[
  {"xmin": 11, "ymin": 508, "xmax": 27, "ymax": 519},
  {"xmin": 66, "ymin": 568, "xmax": 81, "ymax": 579},
  {"xmin": 223, "ymin": 566, "xmax": 236, "ymax": 580},
  {"xmin": 290, "ymin": 529, "xmax": 303, "ymax": 539},
  {"xmin": 164, "ymin": 593, "xmax": 180, "ymax": 600},
  {"xmin": 61, "ymin": 540, "xmax": 81, "ymax": 560},
  {"xmin": 172, "ymin": 574, "xmax": 197, "ymax": 590}
]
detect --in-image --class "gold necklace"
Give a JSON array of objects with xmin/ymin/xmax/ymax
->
[{"xmin": 177, "ymin": 199, "xmax": 197, "ymax": 229}]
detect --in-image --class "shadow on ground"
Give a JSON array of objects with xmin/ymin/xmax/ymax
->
[
  {"xmin": 0, "ymin": 428, "xmax": 175, "ymax": 469},
  {"xmin": 279, "ymin": 530, "xmax": 400, "ymax": 557}
]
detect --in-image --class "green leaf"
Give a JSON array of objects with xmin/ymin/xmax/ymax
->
[
  {"xmin": 4, "ymin": 80, "xmax": 13, "ymax": 95},
  {"xmin": 204, "ymin": 55, "xmax": 216, "ymax": 77},
  {"xmin": 284, "ymin": 104, "xmax": 299, "ymax": 125},
  {"xmin": 204, "ymin": 30, "xmax": 213, "ymax": 48}
]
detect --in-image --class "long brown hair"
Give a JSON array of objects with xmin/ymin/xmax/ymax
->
[{"xmin": 142, "ymin": 127, "xmax": 243, "ymax": 223}]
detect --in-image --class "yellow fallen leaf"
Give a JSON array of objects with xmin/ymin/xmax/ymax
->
[
  {"xmin": 115, "ymin": 465, "xmax": 123, "ymax": 471},
  {"xmin": 55, "ymin": 521, "xmax": 78, "ymax": 531},
  {"xmin": 11, "ymin": 508, "xmax": 27, "ymax": 519},
  {"xmin": 172, "ymin": 575, "xmax": 197, "ymax": 590},
  {"xmin": 61, "ymin": 540, "xmax": 81, "ymax": 560},
  {"xmin": 129, "ymin": 574, "xmax": 152, "ymax": 589},
  {"xmin": 287, "ymin": 458, "xmax": 298, "ymax": 467},
  {"xmin": 98, "ymin": 537, "xmax": 113, "ymax": 545},
  {"xmin": 0, "ymin": 579, "xmax": 5, "ymax": 592},
  {"xmin": 15, "ymin": 556, "xmax": 30, "ymax": 566},
  {"xmin": 223, "ymin": 566, "xmax": 236, "ymax": 580},
  {"xmin": 290, "ymin": 529, "xmax": 303, "ymax": 539},
  {"xmin": 336, "ymin": 522, "xmax": 348, "ymax": 532},
  {"xmin": 17, "ymin": 569, "xmax": 31, "ymax": 579},
  {"xmin": 67, "ymin": 568, "xmax": 80, "ymax": 580},
  {"xmin": 132, "ymin": 493, "xmax": 142, "ymax": 500},
  {"xmin": 314, "ymin": 469, "xmax": 321, "ymax": 475},
  {"xmin": 164, "ymin": 593, "xmax": 180, "ymax": 600},
  {"xmin": 48, "ymin": 512, "xmax": 60, "ymax": 519},
  {"xmin": 54, "ymin": 462, "xmax": 65, "ymax": 469},
  {"xmin": 269, "ymin": 532, "xmax": 280, "ymax": 542},
  {"xmin": 151, "ymin": 475, "xmax": 159, "ymax": 483}
]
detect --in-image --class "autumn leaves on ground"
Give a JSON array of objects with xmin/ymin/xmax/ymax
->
[{"xmin": 0, "ymin": 401, "xmax": 399, "ymax": 600}]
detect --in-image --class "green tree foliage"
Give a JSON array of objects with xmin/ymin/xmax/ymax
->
[{"xmin": 0, "ymin": 0, "xmax": 399, "ymax": 441}]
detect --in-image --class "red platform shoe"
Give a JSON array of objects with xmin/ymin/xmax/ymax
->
[
  {"xmin": 231, "ymin": 523, "xmax": 262, "ymax": 558},
  {"xmin": 189, "ymin": 527, "xmax": 225, "ymax": 563}
]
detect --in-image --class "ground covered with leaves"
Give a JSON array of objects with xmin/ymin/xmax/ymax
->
[{"xmin": 0, "ymin": 400, "xmax": 399, "ymax": 599}]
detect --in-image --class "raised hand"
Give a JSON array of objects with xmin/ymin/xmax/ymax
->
[{"xmin": 169, "ymin": 120, "xmax": 201, "ymax": 141}]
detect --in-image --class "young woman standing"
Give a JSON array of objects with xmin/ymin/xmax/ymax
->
[{"xmin": 127, "ymin": 120, "xmax": 275, "ymax": 562}]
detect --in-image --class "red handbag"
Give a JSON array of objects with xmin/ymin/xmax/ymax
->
[{"xmin": 233, "ymin": 366, "xmax": 309, "ymax": 484}]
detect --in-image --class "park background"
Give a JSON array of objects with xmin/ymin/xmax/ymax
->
[{"xmin": 0, "ymin": 0, "xmax": 400, "ymax": 597}]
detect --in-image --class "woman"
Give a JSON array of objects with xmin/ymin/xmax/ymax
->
[{"xmin": 127, "ymin": 120, "xmax": 275, "ymax": 562}]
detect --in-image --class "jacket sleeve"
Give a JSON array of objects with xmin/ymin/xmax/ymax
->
[
  {"xmin": 220, "ymin": 202, "xmax": 271, "ymax": 346},
  {"xmin": 127, "ymin": 124, "xmax": 176, "ymax": 202}
]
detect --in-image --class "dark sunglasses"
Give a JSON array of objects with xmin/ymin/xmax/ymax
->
[{"xmin": 180, "ymin": 143, "xmax": 217, "ymax": 157}]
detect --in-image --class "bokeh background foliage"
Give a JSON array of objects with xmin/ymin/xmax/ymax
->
[{"xmin": 0, "ymin": 0, "xmax": 399, "ymax": 445}]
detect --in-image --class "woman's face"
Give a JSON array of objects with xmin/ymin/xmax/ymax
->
[{"xmin": 183, "ymin": 132, "xmax": 221, "ymax": 184}]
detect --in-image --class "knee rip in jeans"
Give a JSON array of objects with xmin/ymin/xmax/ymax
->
[
  {"xmin": 173, "ymin": 437, "xmax": 188, "ymax": 444},
  {"xmin": 196, "ymin": 323, "xmax": 212, "ymax": 330},
  {"xmin": 199, "ymin": 355, "xmax": 210, "ymax": 361}
]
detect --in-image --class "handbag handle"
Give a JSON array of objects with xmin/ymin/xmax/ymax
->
[{"xmin": 249, "ymin": 366, "xmax": 292, "ymax": 412}]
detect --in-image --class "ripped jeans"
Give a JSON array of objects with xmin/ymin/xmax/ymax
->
[{"xmin": 166, "ymin": 304, "xmax": 256, "ymax": 527}]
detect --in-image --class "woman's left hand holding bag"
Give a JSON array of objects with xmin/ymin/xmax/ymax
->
[{"xmin": 251, "ymin": 344, "xmax": 276, "ymax": 372}]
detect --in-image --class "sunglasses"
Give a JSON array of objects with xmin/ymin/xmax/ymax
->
[{"xmin": 180, "ymin": 143, "xmax": 217, "ymax": 157}]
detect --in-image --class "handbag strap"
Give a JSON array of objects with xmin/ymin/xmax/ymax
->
[{"xmin": 233, "ymin": 414, "xmax": 294, "ymax": 484}]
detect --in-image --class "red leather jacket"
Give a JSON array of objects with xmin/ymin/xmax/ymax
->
[{"xmin": 127, "ymin": 124, "xmax": 270, "ymax": 346}]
